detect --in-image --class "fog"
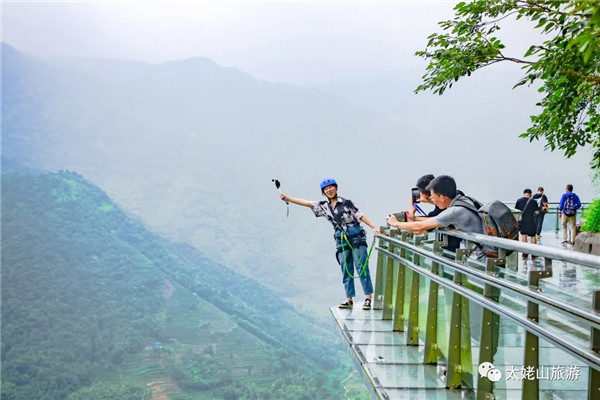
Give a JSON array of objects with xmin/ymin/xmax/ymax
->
[{"xmin": 3, "ymin": 1, "xmax": 597, "ymax": 318}]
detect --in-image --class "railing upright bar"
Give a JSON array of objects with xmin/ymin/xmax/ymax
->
[
  {"xmin": 382, "ymin": 232, "xmax": 395, "ymax": 321},
  {"xmin": 407, "ymin": 250, "xmax": 421, "ymax": 345},
  {"xmin": 522, "ymin": 268, "xmax": 551, "ymax": 400},
  {"xmin": 477, "ymin": 257, "xmax": 504, "ymax": 400},
  {"xmin": 392, "ymin": 230, "xmax": 406, "ymax": 332},
  {"xmin": 424, "ymin": 240, "xmax": 443, "ymax": 364},
  {"xmin": 589, "ymin": 291, "xmax": 600, "ymax": 400},
  {"xmin": 373, "ymin": 226, "xmax": 388, "ymax": 310},
  {"xmin": 446, "ymin": 249, "xmax": 474, "ymax": 389}
]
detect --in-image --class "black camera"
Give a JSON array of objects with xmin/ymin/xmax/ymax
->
[
  {"xmin": 411, "ymin": 187, "xmax": 421, "ymax": 203},
  {"xmin": 390, "ymin": 212, "xmax": 407, "ymax": 222}
]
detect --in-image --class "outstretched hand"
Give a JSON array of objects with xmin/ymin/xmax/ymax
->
[
  {"xmin": 387, "ymin": 214, "xmax": 398, "ymax": 228},
  {"xmin": 280, "ymin": 193, "xmax": 287, "ymax": 202}
]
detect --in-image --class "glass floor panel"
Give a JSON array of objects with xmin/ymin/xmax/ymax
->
[{"xmin": 331, "ymin": 305, "xmax": 591, "ymax": 400}]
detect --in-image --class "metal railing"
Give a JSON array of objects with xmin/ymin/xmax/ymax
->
[{"xmin": 372, "ymin": 227, "xmax": 600, "ymax": 400}]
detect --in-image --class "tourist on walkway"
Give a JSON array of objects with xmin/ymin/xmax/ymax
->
[
  {"xmin": 280, "ymin": 178, "xmax": 380, "ymax": 310},
  {"xmin": 559, "ymin": 184, "xmax": 582, "ymax": 245},
  {"xmin": 531, "ymin": 187, "xmax": 549, "ymax": 237},
  {"xmin": 515, "ymin": 188, "xmax": 538, "ymax": 257}
]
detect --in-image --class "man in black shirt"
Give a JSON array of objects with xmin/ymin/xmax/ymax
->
[{"xmin": 515, "ymin": 188, "xmax": 538, "ymax": 257}]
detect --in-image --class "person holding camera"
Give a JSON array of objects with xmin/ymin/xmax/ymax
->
[
  {"xmin": 279, "ymin": 178, "xmax": 380, "ymax": 310},
  {"xmin": 391, "ymin": 174, "xmax": 462, "ymax": 252},
  {"xmin": 387, "ymin": 175, "xmax": 483, "ymax": 250}
]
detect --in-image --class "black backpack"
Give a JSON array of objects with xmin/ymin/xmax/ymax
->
[{"xmin": 452, "ymin": 196, "xmax": 519, "ymax": 256}]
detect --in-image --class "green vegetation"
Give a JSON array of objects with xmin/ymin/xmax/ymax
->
[
  {"xmin": 67, "ymin": 383, "xmax": 153, "ymax": 400},
  {"xmin": 416, "ymin": 0, "xmax": 600, "ymax": 168},
  {"xmin": 1, "ymin": 171, "xmax": 366, "ymax": 399},
  {"xmin": 581, "ymin": 198, "xmax": 600, "ymax": 233}
]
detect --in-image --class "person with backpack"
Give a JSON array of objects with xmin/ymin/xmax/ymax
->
[
  {"xmin": 387, "ymin": 175, "xmax": 519, "ymax": 259},
  {"xmin": 387, "ymin": 175, "xmax": 485, "ymax": 256},
  {"xmin": 279, "ymin": 178, "xmax": 380, "ymax": 310},
  {"xmin": 531, "ymin": 187, "xmax": 549, "ymax": 238},
  {"xmin": 559, "ymin": 184, "xmax": 582, "ymax": 245},
  {"xmin": 404, "ymin": 174, "xmax": 463, "ymax": 252}
]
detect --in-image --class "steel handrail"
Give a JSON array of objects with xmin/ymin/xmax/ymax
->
[
  {"xmin": 375, "ymin": 233, "xmax": 600, "ymax": 329},
  {"xmin": 435, "ymin": 229, "xmax": 600, "ymax": 269},
  {"xmin": 376, "ymin": 244, "xmax": 600, "ymax": 371}
]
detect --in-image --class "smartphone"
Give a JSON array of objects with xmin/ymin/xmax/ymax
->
[{"xmin": 411, "ymin": 187, "xmax": 420, "ymax": 203}]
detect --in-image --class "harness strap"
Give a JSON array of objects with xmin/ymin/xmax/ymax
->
[{"xmin": 339, "ymin": 233, "xmax": 376, "ymax": 279}]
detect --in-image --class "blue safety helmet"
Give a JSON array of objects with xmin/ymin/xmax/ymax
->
[{"xmin": 320, "ymin": 178, "xmax": 338, "ymax": 192}]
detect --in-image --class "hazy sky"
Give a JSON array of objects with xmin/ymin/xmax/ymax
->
[
  {"xmin": 3, "ymin": 1, "xmax": 534, "ymax": 84},
  {"xmin": 3, "ymin": 0, "xmax": 595, "ymax": 200}
]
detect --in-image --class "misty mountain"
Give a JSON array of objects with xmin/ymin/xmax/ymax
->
[
  {"xmin": 2, "ymin": 43, "xmax": 594, "ymax": 318},
  {"xmin": 3, "ymin": 43, "xmax": 408, "ymax": 316},
  {"xmin": 1, "ymin": 170, "xmax": 359, "ymax": 400}
]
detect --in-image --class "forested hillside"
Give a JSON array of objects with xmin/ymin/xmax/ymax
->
[{"xmin": 1, "ymin": 171, "xmax": 366, "ymax": 400}]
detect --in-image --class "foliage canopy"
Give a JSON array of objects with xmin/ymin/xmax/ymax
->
[{"xmin": 416, "ymin": 0, "xmax": 600, "ymax": 168}]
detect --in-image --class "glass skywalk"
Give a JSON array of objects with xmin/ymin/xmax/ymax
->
[{"xmin": 331, "ymin": 228, "xmax": 600, "ymax": 400}]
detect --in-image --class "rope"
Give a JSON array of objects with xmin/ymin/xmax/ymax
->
[{"xmin": 339, "ymin": 232, "xmax": 376, "ymax": 279}]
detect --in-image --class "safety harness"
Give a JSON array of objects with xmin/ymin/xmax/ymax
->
[{"xmin": 328, "ymin": 198, "xmax": 376, "ymax": 279}]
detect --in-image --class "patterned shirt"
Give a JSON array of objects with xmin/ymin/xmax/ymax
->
[{"xmin": 311, "ymin": 196, "xmax": 364, "ymax": 230}]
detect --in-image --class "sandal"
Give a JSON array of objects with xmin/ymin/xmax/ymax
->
[
  {"xmin": 363, "ymin": 298, "xmax": 372, "ymax": 310},
  {"xmin": 339, "ymin": 300, "xmax": 353, "ymax": 309}
]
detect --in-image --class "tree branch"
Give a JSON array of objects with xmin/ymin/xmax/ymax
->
[
  {"xmin": 479, "ymin": 10, "xmax": 521, "ymax": 26},
  {"xmin": 493, "ymin": 53, "xmax": 535, "ymax": 64},
  {"xmin": 515, "ymin": 0, "xmax": 591, "ymax": 18},
  {"xmin": 563, "ymin": 69, "xmax": 600, "ymax": 85}
]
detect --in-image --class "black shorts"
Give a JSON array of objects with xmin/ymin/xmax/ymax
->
[{"xmin": 519, "ymin": 220, "xmax": 536, "ymax": 236}]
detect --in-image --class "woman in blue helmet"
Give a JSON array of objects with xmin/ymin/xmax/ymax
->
[{"xmin": 280, "ymin": 178, "xmax": 380, "ymax": 309}]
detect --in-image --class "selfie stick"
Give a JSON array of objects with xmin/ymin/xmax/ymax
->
[{"xmin": 272, "ymin": 179, "xmax": 289, "ymax": 217}]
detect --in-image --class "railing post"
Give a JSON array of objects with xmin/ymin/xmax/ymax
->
[
  {"xmin": 392, "ymin": 230, "xmax": 406, "ymax": 332},
  {"xmin": 373, "ymin": 227, "xmax": 388, "ymax": 310},
  {"xmin": 407, "ymin": 249, "xmax": 420, "ymax": 345},
  {"xmin": 446, "ymin": 249, "xmax": 473, "ymax": 389},
  {"xmin": 381, "ymin": 230, "xmax": 396, "ymax": 321},
  {"xmin": 522, "ymin": 269, "xmax": 551, "ymax": 400},
  {"xmin": 589, "ymin": 290, "xmax": 600, "ymax": 400},
  {"xmin": 477, "ymin": 258, "xmax": 503, "ymax": 400},
  {"xmin": 424, "ymin": 240, "xmax": 443, "ymax": 364}
]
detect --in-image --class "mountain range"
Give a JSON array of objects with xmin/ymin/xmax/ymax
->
[{"xmin": 2, "ymin": 42, "xmax": 595, "ymax": 319}]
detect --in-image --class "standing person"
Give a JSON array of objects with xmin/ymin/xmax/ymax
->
[
  {"xmin": 531, "ymin": 187, "xmax": 549, "ymax": 238},
  {"xmin": 515, "ymin": 189, "xmax": 538, "ymax": 258},
  {"xmin": 559, "ymin": 184, "xmax": 582, "ymax": 245},
  {"xmin": 279, "ymin": 178, "xmax": 380, "ymax": 310}
]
